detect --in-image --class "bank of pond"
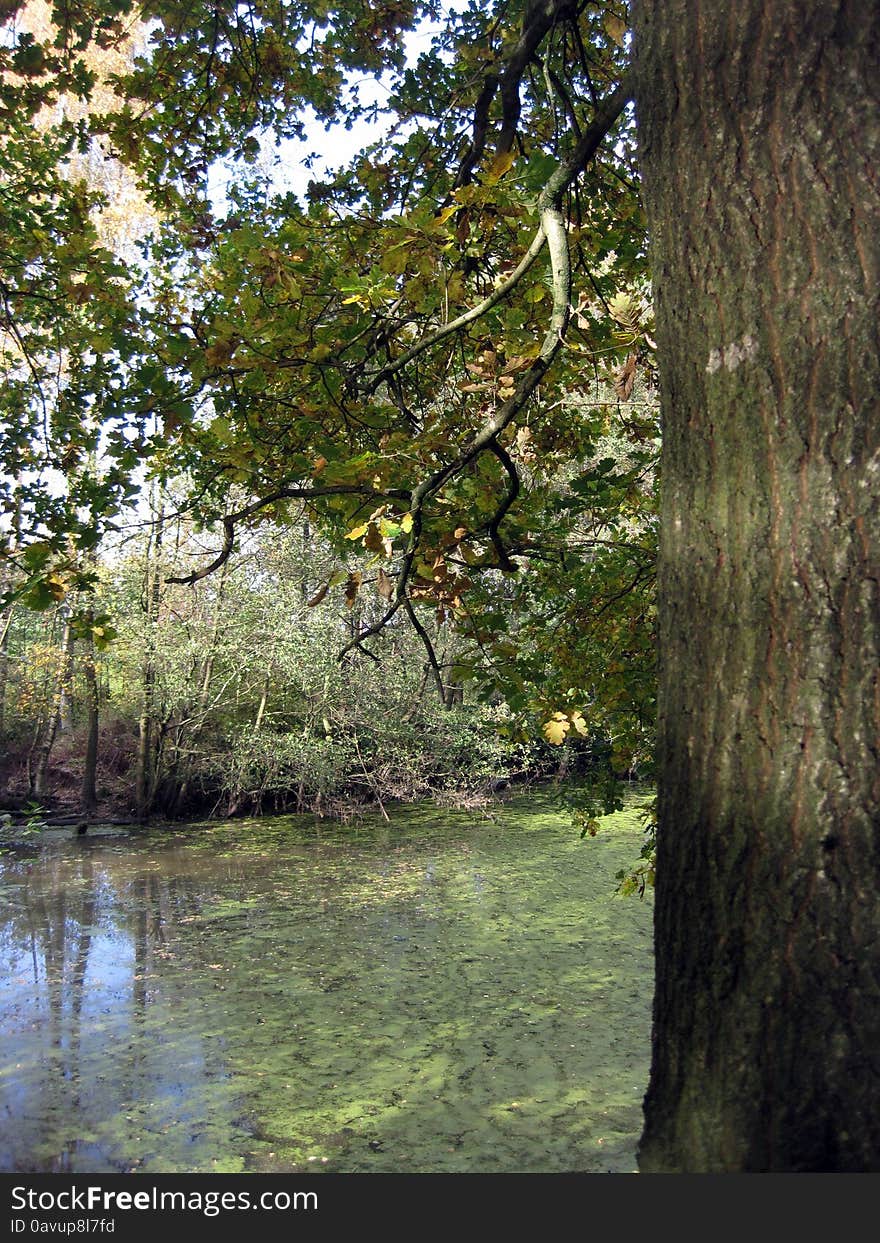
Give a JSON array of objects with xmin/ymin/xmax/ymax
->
[{"xmin": 0, "ymin": 793, "xmax": 654, "ymax": 1173}]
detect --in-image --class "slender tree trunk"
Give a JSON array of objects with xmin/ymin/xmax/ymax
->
[
  {"xmin": 0, "ymin": 600, "xmax": 11, "ymax": 743},
  {"xmin": 136, "ymin": 500, "xmax": 164, "ymax": 821},
  {"xmin": 57, "ymin": 623, "xmax": 75, "ymax": 733},
  {"xmin": 634, "ymin": 1, "xmax": 880, "ymax": 1170},
  {"xmin": 171, "ymin": 561, "xmax": 229, "ymax": 814},
  {"xmin": 30, "ymin": 607, "xmax": 75, "ymax": 800},
  {"xmin": 254, "ymin": 674, "xmax": 270, "ymax": 731},
  {"xmin": 300, "ymin": 517, "xmax": 311, "ymax": 602},
  {"xmin": 80, "ymin": 621, "xmax": 99, "ymax": 815},
  {"xmin": 0, "ymin": 493, "xmax": 21, "ymax": 743}
]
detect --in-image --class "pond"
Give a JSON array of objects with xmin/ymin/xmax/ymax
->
[{"xmin": 0, "ymin": 792, "xmax": 654, "ymax": 1174}]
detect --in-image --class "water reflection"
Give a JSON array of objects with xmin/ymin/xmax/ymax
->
[
  {"xmin": 0, "ymin": 805, "xmax": 654, "ymax": 1173},
  {"xmin": 1, "ymin": 840, "xmax": 255, "ymax": 1172}
]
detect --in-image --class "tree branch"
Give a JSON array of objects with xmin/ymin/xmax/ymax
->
[
  {"xmin": 484, "ymin": 440, "xmax": 520, "ymax": 572},
  {"xmin": 165, "ymin": 483, "xmax": 409, "ymax": 584},
  {"xmin": 345, "ymin": 73, "xmax": 636, "ymax": 652},
  {"xmin": 170, "ymin": 73, "xmax": 634, "ymax": 635},
  {"xmin": 365, "ymin": 225, "xmax": 548, "ymax": 392},
  {"xmin": 402, "ymin": 595, "xmax": 448, "ymax": 704},
  {"xmin": 368, "ymin": 70, "xmax": 632, "ymax": 396},
  {"xmin": 401, "ymin": 74, "xmax": 634, "ymax": 522},
  {"xmin": 337, "ymin": 597, "xmax": 406, "ymax": 659}
]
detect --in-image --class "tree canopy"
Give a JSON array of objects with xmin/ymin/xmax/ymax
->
[{"xmin": 1, "ymin": 0, "xmax": 656, "ymax": 770}]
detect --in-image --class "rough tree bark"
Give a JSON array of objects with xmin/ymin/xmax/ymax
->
[{"xmin": 633, "ymin": 1, "xmax": 880, "ymax": 1170}]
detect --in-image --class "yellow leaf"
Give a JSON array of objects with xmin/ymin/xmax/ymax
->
[
  {"xmin": 45, "ymin": 575, "xmax": 67, "ymax": 603},
  {"xmin": 608, "ymin": 291, "xmax": 642, "ymax": 331},
  {"xmin": 542, "ymin": 713, "xmax": 571, "ymax": 745},
  {"xmin": 436, "ymin": 203, "xmax": 461, "ymax": 225},
  {"xmin": 400, "ymin": 513, "xmax": 414, "ymax": 533},
  {"xmin": 486, "ymin": 150, "xmax": 516, "ymax": 183},
  {"xmin": 570, "ymin": 711, "xmax": 589, "ymax": 737},
  {"xmin": 345, "ymin": 523, "xmax": 369, "ymax": 541}
]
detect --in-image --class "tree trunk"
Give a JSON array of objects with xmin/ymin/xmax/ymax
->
[
  {"xmin": 633, "ymin": 1, "xmax": 880, "ymax": 1170},
  {"xmin": 30, "ymin": 607, "xmax": 75, "ymax": 800},
  {"xmin": 80, "ymin": 622, "xmax": 99, "ymax": 816},
  {"xmin": 0, "ymin": 493, "xmax": 21, "ymax": 743},
  {"xmin": 170, "ymin": 560, "xmax": 229, "ymax": 815},
  {"xmin": 136, "ymin": 500, "xmax": 164, "ymax": 821},
  {"xmin": 254, "ymin": 674, "xmax": 270, "ymax": 731},
  {"xmin": 0, "ymin": 600, "xmax": 11, "ymax": 743}
]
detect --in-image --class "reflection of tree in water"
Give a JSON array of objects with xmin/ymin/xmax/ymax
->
[
  {"xmin": 1, "ymin": 849, "xmax": 98, "ymax": 1170},
  {"xmin": 0, "ymin": 841, "xmax": 235, "ymax": 1172}
]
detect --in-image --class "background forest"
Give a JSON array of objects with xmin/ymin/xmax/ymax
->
[{"xmin": 1, "ymin": 391, "xmax": 656, "ymax": 825}]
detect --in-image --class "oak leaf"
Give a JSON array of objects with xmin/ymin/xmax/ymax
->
[{"xmin": 543, "ymin": 713, "xmax": 571, "ymax": 745}]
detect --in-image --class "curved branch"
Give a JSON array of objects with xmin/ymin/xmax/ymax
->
[
  {"xmin": 171, "ymin": 75, "xmax": 635, "ymax": 639},
  {"xmin": 167, "ymin": 515, "xmax": 235, "ymax": 585},
  {"xmin": 497, "ymin": 0, "xmax": 577, "ymax": 158},
  {"xmin": 165, "ymin": 482, "xmax": 409, "ymax": 584},
  {"xmin": 403, "ymin": 72, "xmax": 634, "ymax": 536},
  {"xmin": 484, "ymin": 440, "xmax": 520, "ymax": 572},
  {"xmin": 537, "ymin": 72, "xmax": 633, "ymax": 204},
  {"xmin": 454, "ymin": 71, "xmax": 500, "ymax": 189},
  {"xmin": 337, "ymin": 597, "xmax": 405, "ymax": 659},
  {"xmin": 365, "ymin": 225, "xmax": 547, "ymax": 392},
  {"xmin": 453, "ymin": 2, "xmax": 575, "ymax": 187},
  {"xmin": 402, "ymin": 596, "xmax": 448, "ymax": 704},
  {"xmin": 370, "ymin": 71, "xmax": 633, "ymax": 398}
]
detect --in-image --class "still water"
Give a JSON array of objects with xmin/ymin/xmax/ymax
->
[{"xmin": 0, "ymin": 795, "xmax": 653, "ymax": 1173}]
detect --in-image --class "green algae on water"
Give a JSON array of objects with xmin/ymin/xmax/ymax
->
[{"xmin": 0, "ymin": 793, "xmax": 653, "ymax": 1173}]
